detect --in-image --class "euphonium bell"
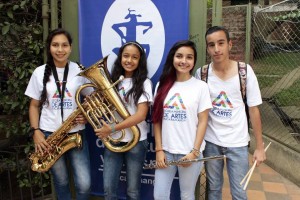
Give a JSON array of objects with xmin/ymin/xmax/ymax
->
[{"xmin": 76, "ymin": 56, "xmax": 140, "ymax": 152}]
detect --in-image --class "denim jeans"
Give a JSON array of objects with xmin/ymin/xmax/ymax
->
[
  {"xmin": 154, "ymin": 151, "xmax": 203, "ymax": 200},
  {"xmin": 103, "ymin": 139, "xmax": 149, "ymax": 200},
  {"xmin": 203, "ymin": 141, "xmax": 249, "ymax": 200},
  {"xmin": 44, "ymin": 130, "xmax": 91, "ymax": 200}
]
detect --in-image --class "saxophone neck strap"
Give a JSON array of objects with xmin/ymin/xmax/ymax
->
[{"xmin": 51, "ymin": 62, "xmax": 69, "ymax": 123}]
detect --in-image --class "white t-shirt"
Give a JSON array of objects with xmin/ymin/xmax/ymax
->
[
  {"xmin": 157, "ymin": 77, "xmax": 212, "ymax": 154},
  {"xmin": 111, "ymin": 78, "xmax": 153, "ymax": 142},
  {"xmin": 194, "ymin": 63, "xmax": 262, "ymax": 147},
  {"xmin": 25, "ymin": 61, "xmax": 92, "ymax": 132}
]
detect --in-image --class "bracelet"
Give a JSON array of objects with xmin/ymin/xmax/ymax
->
[
  {"xmin": 110, "ymin": 123, "xmax": 115, "ymax": 133},
  {"xmin": 190, "ymin": 148, "xmax": 201, "ymax": 157},
  {"xmin": 191, "ymin": 150, "xmax": 200, "ymax": 157},
  {"xmin": 29, "ymin": 127, "xmax": 41, "ymax": 137},
  {"xmin": 155, "ymin": 149, "xmax": 163, "ymax": 152}
]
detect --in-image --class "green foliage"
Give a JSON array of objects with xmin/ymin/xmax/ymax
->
[
  {"xmin": 0, "ymin": 0, "xmax": 43, "ymax": 136},
  {"xmin": 207, "ymin": 0, "xmax": 212, "ymax": 8},
  {"xmin": 253, "ymin": 52, "xmax": 300, "ymax": 106},
  {"xmin": 273, "ymin": 10, "xmax": 300, "ymax": 21},
  {"xmin": 17, "ymin": 159, "xmax": 51, "ymax": 189},
  {"xmin": 254, "ymin": 52, "xmax": 300, "ymax": 88},
  {"xmin": 274, "ymin": 79, "xmax": 300, "ymax": 107},
  {"xmin": 0, "ymin": 147, "xmax": 51, "ymax": 196},
  {"xmin": 0, "ymin": 0, "xmax": 50, "ymax": 196},
  {"xmin": 257, "ymin": 76, "xmax": 281, "ymax": 89}
]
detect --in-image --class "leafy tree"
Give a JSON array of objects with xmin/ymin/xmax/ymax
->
[
  {"xmin": 273, "ymin": 10, "xmax": 300, "ymax": 21},
  {"xmin": 0, "ymin": 0, "xmax": 51, "ymax": 197},
  {"xmin": 0, "ymin": 0, "xmax": 43, "ymax": 141}
]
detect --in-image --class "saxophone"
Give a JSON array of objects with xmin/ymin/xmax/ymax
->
[{"xmin": 29, "ymin": 56, "xmax": 140, "ymax": 172}]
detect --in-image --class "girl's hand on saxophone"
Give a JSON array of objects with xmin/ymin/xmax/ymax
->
[
  {"xmin": 74, "ymin": 114, "xmax": 87, "ymax": 124},
  {"xmin": 33, "ymin": 130, "xmax": 51, "ymax": 155},
  {"xmin": 29, "ymin": 99, "xmax": 51, "ymax": 155}
]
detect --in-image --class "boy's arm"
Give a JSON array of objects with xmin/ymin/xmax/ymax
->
[{"xmin": 249, "ymin": 106, "xmax": 266, "ymax": 166}]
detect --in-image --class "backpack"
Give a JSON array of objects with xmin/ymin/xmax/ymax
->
[{"xmin": 200, "ymin": 62, "xmax": 249, "ymax": 126}]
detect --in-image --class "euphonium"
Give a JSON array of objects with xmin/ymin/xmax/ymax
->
[
  {"xmin": 76, "ymin": 56, "xmax": 140, "ymax": 151},
  {"xmin": 29, "ymin": 56, "xmax": 140, "ymax": 172}
]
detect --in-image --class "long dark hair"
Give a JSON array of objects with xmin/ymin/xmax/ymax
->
[
  {"xmin": 39, "ymin": 28, "xmax": 73, "ymax": 107},
  {"xmin": 111, "ymin": 41, "xmax": 149, "ymax": 105},
  {"xmin": 152, "ymin": 40, "xmax": 197, "ymax": 123}
]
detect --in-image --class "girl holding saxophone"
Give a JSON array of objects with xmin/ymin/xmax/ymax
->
[{"xmin": 25, "ymin": 28, "xmax": 91, "ymax": 200}]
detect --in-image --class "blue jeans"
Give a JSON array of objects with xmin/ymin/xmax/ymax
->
[
  {"xmin": 44, "ymin": 130, "xmax": 91, "ymax": 200},
  {"xmin": 203, "ymin": 141, "xmax": 249, "ymax": 200},
  {"xmin": 154, "ymin": 151, "xmax": 203, "ymax": 200},
  {"xmin": 103, "ymin": 140, "xmax": 149, "ymax": 200}
]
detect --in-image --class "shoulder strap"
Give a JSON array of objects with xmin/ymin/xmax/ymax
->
[
  {"xmin": 200, "ymin": 64, "xmax": 210, "ymax": 82},
  {"xmin": 238, "ymin": 62, "xmax": 247, "ymax": 103},
  {"xmin": 76, "ymin": 62, "xmax": 85, "ymax": 70},
  {"xmin": 238, "ymin": 62, "xmax": 250, "ymax": 128}
]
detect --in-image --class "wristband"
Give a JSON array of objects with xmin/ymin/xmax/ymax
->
[
  {"xmin": 29, "ymin": 127, "xmax": 41, "ymax": 137},
  {"xmin": 190, "ymin": 148, "xmax": 201, "ymax": 157},
  {"xmin": 110, "ymin": 123, "xmax": 115, "ymax": 133}
]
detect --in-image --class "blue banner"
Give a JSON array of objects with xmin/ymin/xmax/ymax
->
[{"xmin": 78, "ymin": 0, "xmax": 189, "ymax": 199}]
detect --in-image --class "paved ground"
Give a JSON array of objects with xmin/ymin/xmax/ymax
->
[{"xmin": 222, "ymin": 154, "xmax": 300, "ymax": 200}]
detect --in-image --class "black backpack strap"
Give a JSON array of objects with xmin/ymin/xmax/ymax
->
[{"xmin": 201, "ymin": 64, "xmax": 210, "ymax": 82}]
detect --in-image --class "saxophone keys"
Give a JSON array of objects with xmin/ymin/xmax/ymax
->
[
  {"xmin": 32, "ymin": 163, "xmax": 40, "ymax": 171},
  {"xmin": 47, "ymin": 154, "xmax": 54, "ymax": 162},
  {"xmin": 56, "ymin": 146, "xmax": 62, "ymax": 153}
]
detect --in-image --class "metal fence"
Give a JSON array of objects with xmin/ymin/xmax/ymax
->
[
  {"xmin": 197, "ymin": 1, "xmax": 300, "ymax": 199},
  {"xmin": 205, "ymin": 1, "xmax": 300, "ymax": 153},
  {"xmin": 252, "ymin": 0, "xmax": 300, "ymax": 153}
]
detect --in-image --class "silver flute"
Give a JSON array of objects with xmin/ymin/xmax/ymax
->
[{"xmin": 143, "ymin": 155, "xmax": 226, "ymax": 169}]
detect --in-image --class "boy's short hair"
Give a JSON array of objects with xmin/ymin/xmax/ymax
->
[{"xmin": 205, "ymin": 26, "xmax": 231, "ymax": 43}]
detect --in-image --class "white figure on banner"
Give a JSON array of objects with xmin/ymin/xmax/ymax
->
[{"xmin": 101, "ymin": 0, "xmax": 164, "ymax": 78}]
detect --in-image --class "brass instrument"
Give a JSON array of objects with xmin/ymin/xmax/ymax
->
[
  {"xmin": 29, "ymin": 56, "xmax": 140, "ymax": 172},
  {"xmin": 143, "ymin": 155, "xmax": 226, "ymax": 169}
]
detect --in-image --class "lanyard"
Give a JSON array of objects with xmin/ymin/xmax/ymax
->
[{"xmin": 51, "ymin": 63, "xmax": 69, "ymax": 122}]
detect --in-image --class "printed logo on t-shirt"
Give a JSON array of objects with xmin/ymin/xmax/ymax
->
[
  {"xmin": 51, "ymin": 82, "xmax": 73, "ymax": 110},
  {"xmin": 119, "ymin": 86, "xmax": 129, "ymax": 105},
  {"xmin": 163, "ymin": 93, "xmax": 187, "ymax": 121},
  {"xmin": 211, "ymin": 91, "xmax": 232, "ymax": 118}
]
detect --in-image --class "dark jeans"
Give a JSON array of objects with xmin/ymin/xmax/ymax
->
[{"xmin": 103, "ymin": 140, "xmax": 148, "ymax": 200}]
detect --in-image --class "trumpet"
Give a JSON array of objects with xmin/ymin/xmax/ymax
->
[{"xmin": 143, "ymin": 155, "xmax": 226, "ymax": 169}]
